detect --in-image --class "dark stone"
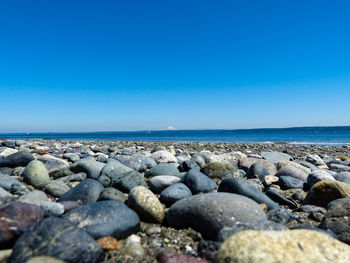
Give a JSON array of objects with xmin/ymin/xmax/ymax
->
[
  {"xmin": 167, "ymin": 192, "xmax": 267, "ymax": 240},
  {"xmin": 64, "ymin": 200, "xmax": 140, "ymax": 239},
  {"xmin": 265, "ymin": 188, "xmax": 297, "ymax": 209},
  {"xmin": 98, "ymin": 159, "xmax": 132, "ymax": 187},
  {"xmin": 0, "ymin": 202, "xmax": 43, "ymax": 249},
  {"xmin": 319, "ymin": 198, "xmax": 350, "ymax": 244},
  {"xmin": 50, "ymin": 168, "xmax": 74, "ymax": 179},
  {"xmin": 39, "ymin": 157, "xmax": 69, "ymax": 173},
  {"xmin": 180, "ymin": 169, "xmax": 217, "ymax": 194},
  {"xmin": 8, "ymin": 217, "xmax": 104, "ymax": 263},
  {"xmin": 278, "ymin": 175, "xmax": 305, "ymax": 190},
  {"xmin": 296, "ymin": 205, "xmax": 327, "ymax": 222},
  {"xmin": 111, "ymin": 170, "xmax": 146, "ymax": 193},
  {"xmin": 245, "ymin": 162, "xmax": 270, "ymax": 181},
  {"xmin": 197, "ymin": 240, "xmax": 221, "ymax": 262},
  {"xmin": 2, "ymin": 140, "xmax": 16, "ymax": 148},
  {"xmin": 217, "ymin": 220, "xmax": 287, "ymax": 241},
  {"xmin": 218, "ymin": 177, "xmax": 279, "ymax": 211},
  {"xmin": 145, "ymin": 163, "xmax": 180, "ymax": 177},
  {"xmin": 59, "ymin": 201, "xmax": 80, "ymax": 213},
  {"xmin": 179, "ymin": 160, "xmax": 201, "ymax": 172},
  {"xmin": 58, "ymin": 179, "xmax": 104, "ymax": 205},
  {"xmin": 266, "ymin": 208, "xmax": 293, "ymax": 225},
  {"xmin": 0, "ymin": 151, "xmax": 35, "ymax": 168},
  {"xmin": 160, "ymin": 183, "xmax": 192, "ymax": 206}
]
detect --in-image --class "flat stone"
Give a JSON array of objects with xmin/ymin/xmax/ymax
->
[
  {"xmin": 303, "ymin": 180, "xmax": 350, "ymax": 207},
  {"xmin": 8, "ymin": 217, "xmax": 104, "ymax": 263},
  {"xmin": 98, "ymin": 159, "xmax": 133, "ymax": 187},
  {"xmin": 0, "ymin": 151, "xmax": 35, "ymax": 168},
  {"xmin": 334, "ymin": 172, "xmax": 350, "ymax": 184},
  {"xmin": 265, "ymin": 188, "xmax": 297, "ymax": 208},
  {"xmin": 99, "ymin": 187, "xmax": 127, "ymax": 203},
  {"xmin": 58, "ymin": 179, "xmax": 104, "ymax": 205},
  {"xmin": 0, "ymin": 148, "xmax": 18, "ymax": 158},
  {"xmin": 180, "ymin": 169, "xmax": 217, "ymax": 194},
  {"xmin": 278, "ymin": 175, "xmax": 305, "ymax": 190},
  {"xmin": 261, "ymin": 151, "xmax": 292, "ymax": 163},
  {"xmin": 116, "ymin": 155, "xmax": 156, "ymax": 172},
  {"xmin": 167, "ymin": 192, "xmax": 267, "ymax": 240},
  {"xmin": 329, "ymin": 163, "xmax": 350, "ymax": 173},
  {"xmin": 307, "ymin": 170, "xmax": 335, "ymax": 186},
  {"xmin": 0, "ymin": 202, "xmax": 43, "ymax": 249},
  {"xmin": 277, "ymin": 160, "xmax": 311, "ymax": 174},
  {"xmin": 218, "ymin": 178, "xmax": 279, "ymax": 211},
  {"xmin": 64, "ymin": 200, "xmax": 140, "ymax": 239},
  {"xmin": 128, "ymin": 186, "xmax": 165, "ymax": 223},
  {"xmin": 148, "ymin": 175, "xmax": 180, "ymax": 193},
  {"xmin": 37, "ymin": 154, "xmax": 69, "ymax": 173},
  {"xmin": 305, "ymin": 154, "xmax": 326, "ymax": 166},
  {"xmin": 216, "ymin": 230, "xmax": 350, "ymax": 263}
]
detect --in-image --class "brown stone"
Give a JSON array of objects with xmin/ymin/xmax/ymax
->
[
  {"xmin": 0, "ymin": 201, "xmax": 43, "ymax": 249},
  {"xmin": 303, "ymin": 180, "xmax": 350, "ymax": 207},
  {"xmin": 97, "ymin": 236, "xmax": 123, "ymax": 251},
  {"xmin": 159, "ymin": 253, "xmax": 210, "ymax": 263}
]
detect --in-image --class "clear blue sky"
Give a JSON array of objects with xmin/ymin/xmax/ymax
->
[{"xmin": 1, "ymin": 0, "xmax": 349, "ymax": 132}]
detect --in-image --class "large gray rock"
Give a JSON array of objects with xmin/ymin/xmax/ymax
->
[
  {"xmin": 307, "ymin": 170, "xmax": 335, "ymax": 187},
  {"xmin": 0, "ymin": 151, "xmax": 35, "ymax": 168},
  {"xmin": 148, "ymin": 175, "xmax": 180, "ymax": 193},
  {"xmin": 160, "ymin": 183, "xmax": 192, "ymax": 206},
  {"xmin": 45, "ymin": 180, "xmax": 70, "ymax": 197},
  {"xmin": 115, "ymin": 155, "xmax": 156, "ymax": 172},
  {"xmin": 37, "ymin": 155, "xmax": 69, "ymax": 173},
  {"xmin": 200, "ymin": 162, "xmax": 237, "ymax": 180},
  {"xmin": 71, "ymin": 159, "xmax": 105, "ymax": 179},
  {"xmin": 64, "ymin": 200, "xmax": 140, "ymax": 239},
  {"xmin": 146, "ymin": 163, "xmax": 180, "ymax": 177},
  {"xmin": 111, "ymin": 170, "xmax": 146, "ymax": 193},
  {"xmin": 98, "ymin": 159, "xmax": 133, "ymax": 187},
  {"xmin": 22, "ymin": 160, "xmax": 51, "ymax": 190},
  {"xmin": 239, "ymin": 157, "xmax": 277, "ymax": 175},
  {"xmin": 261, "ymin": 152, "xmax": 292, "ymax": 163},
  {"xmin": 167, "ymin": 192, "xmax": 267, "ymax": 240},
  {"xmin": 218, "ymin": 178, "xmax": 279, "ymax": 211},
  {"xmin": 8, "ymin": 217, "xmax": 104, "ymax": 263},
  {"xmin": 19, "ymin": 190, "xmax": 50, "ymax": 205},
  {"xmin": 334, "ymin": 172, "xmax": 350, "ymax": 184},
  {"xmin": 180, "ymin": 169, "xmax": 217, "ymax": 194},
  {"xmin": 151, "ymin": 150, "xmax": 177, "ymax": 163},
  {"xmin": 58, "ymin": 179, "xmax": 104, "ymax": 205}
]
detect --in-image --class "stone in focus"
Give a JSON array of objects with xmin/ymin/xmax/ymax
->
[{"xmin": 22, "ymin": 160, "xmax": 51, "ymax": 190}]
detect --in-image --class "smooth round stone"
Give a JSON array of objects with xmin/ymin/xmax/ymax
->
[
  {"xmin": 128, "ymin": 186, "xmax": 165, "ymax": 223},
  {"xmin": 146, "ymin": 163, "xmax": 180, "ymax": 177},
  {"xmin": 0, "ymin": 151, "xmax": 35, "ymax": 168},
  {"xmin": 190, "ymin": 155, "xmax": 206, "ymax": 168},
  {"xmin": 303, "ymin": 180, "xmax": 350, "ymax": 207},
  {"xmin": 99, "ymin": 187, "xmax": 127, "ymax": 203},
  {"xmin": 148, "ymin": 175, "xmax": 180, "ymax": 193},
  {"xmin": 218, "ymin": 178, "xmax": 279, "ymax": 211},
  {"xmin": 307, "ymin": 170, "xmax": 335, "ymax": 186},
  {"xmin": 276, "ymin": 160, "xmax": 311, "ymax": 174},
  {"xmin": 0, "ymin": 147, "xmax": 18, "ymax": 158},
  {"xmin": 8, "ymin": 217, "xmax": 104, "ymax": 263},
  {"xmin": 160, "ymin": 183, "xmax": 192, "ymax": 206},
  {"xmin": 40, "ymin": 202, "xmax": 64, "ymax": 217},
  {"xmin": 167, "ymin": 192, "xmax": 267, "ymax": 240},
  {"xmin": 217, "ymin": 220, "xmax": 287, "ymax": 241},
  {"xmin": 26, "ymin": 256, "xmax": 66, "ymax": 263},
  {"xmin": 305, "ymin": 154, "xmax": 326, "ymax": 166},
  {"xmin": 71, "ymin": 159, "xmax": 105, "ymax": 179},
  {"xmin": 63, "ymin": 153, "xmax": 80, "ymax": 162},
  {"xmin": 261, "ymin": 151, "xmax": 292, "ymax": 163},
  {"xmin": 216, "ymin": 230, "xmax": 350, "ymax": 263},
  {"xmin": 22, "ymin": 160, "xmax": 51, "ymax": 190},
  {"xmin": 0, "ymin": 201, "xmax": 44, "ymax": 249},
  {"xmin": 123, "ymin": 234, "xmax": 145, "ymax": 258},
  {"xmin": 45, "ymin": 180, "xmax": 70, "ymax": 197},
  {"xmin": 111, "ymin": 170, "xmax": 146, "ymax": 193},
  {"xmin": 320, "ymin": 198, "xmax": 350, "ymax": 244},
  {"xmin": 67, "ymin": 172, "xmax": 86, "ymax": 182},
  {"xmin": 64, "ymin": 200, "xmax": 140, "ymax": 239},
  {"xmin": 334, "ymin": 172, "xmax": 350, "ymax": 184},
  {"xmin": 180, "ymin": 169, "xmax": 217, "ymax": 194},
  {"xmin": 200, "ymin": 162, "xmax": 236, "ymax": 179},
  {"xmin": 275, "ymin": 165, "xmax": 309, "ymax": 181},
  {"xmin": 329, "ymin": 163, "xmax": 350, "ymax": 173},
  {"xmin": 278, "ymin": 175, "xmax": 305, "ymax": 190},
  {"xmin": 0, "ymin": 186, "xmax": 12, "ymax": 198},
  {"xmin": 179, "ymin": 159, "xmax": 201, "ymax": 172},
  {"xmin": 50, "ymin": 168, "xmax": 74, "ymax": 179},
  {"xmin": 37, "ymin": 155, "xmax": 69, "ymax": 173},
  {"xmin": 19, "ymin": 190, "xmax": 50, "ymax": 205},
  {"xmin": 58, "ymin": 179, "xmax": 104, "ymax": 205},
  {"xmin": 239, "ymin": 157, "xmax": 277, "ymax": 176},
  {"xmin": 151, "ymin": 150, "xmax": 178, "ymax": 164}
]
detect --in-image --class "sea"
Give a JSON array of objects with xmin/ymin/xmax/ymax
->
[{"xmin": 1, "ymin": 126, "xmax": 350, "ymax": 145}]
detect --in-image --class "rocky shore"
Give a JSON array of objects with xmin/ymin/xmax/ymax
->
[{"xmin": 1, "ymin": 139, "xmax": 350, "ymax": 262}]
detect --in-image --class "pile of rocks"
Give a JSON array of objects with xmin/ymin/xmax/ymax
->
[{"xmin": 0, "ymin": 139, "xmax": 350, "ymax": 263}]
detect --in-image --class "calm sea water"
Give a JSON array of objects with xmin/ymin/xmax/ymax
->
[{"xmin": 1, "ymin": 126, "xmax": 350, "ymax": 145}]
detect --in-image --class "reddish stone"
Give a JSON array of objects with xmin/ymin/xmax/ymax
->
[
  {"xmin": 0, "ymin": 201, "xmax": 44, "ymax": 249},
  {"xmin": 97, "ymin": 236, "xmax": 123, "ymax": 251},
  {"xmin": 158, "ymin": 253, "xmax": 210, "ymax": 263}
]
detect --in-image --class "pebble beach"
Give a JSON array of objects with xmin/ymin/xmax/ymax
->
[{"xmin": 1, "ymin": 139, "xmax": 350, "ymax": 263}]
